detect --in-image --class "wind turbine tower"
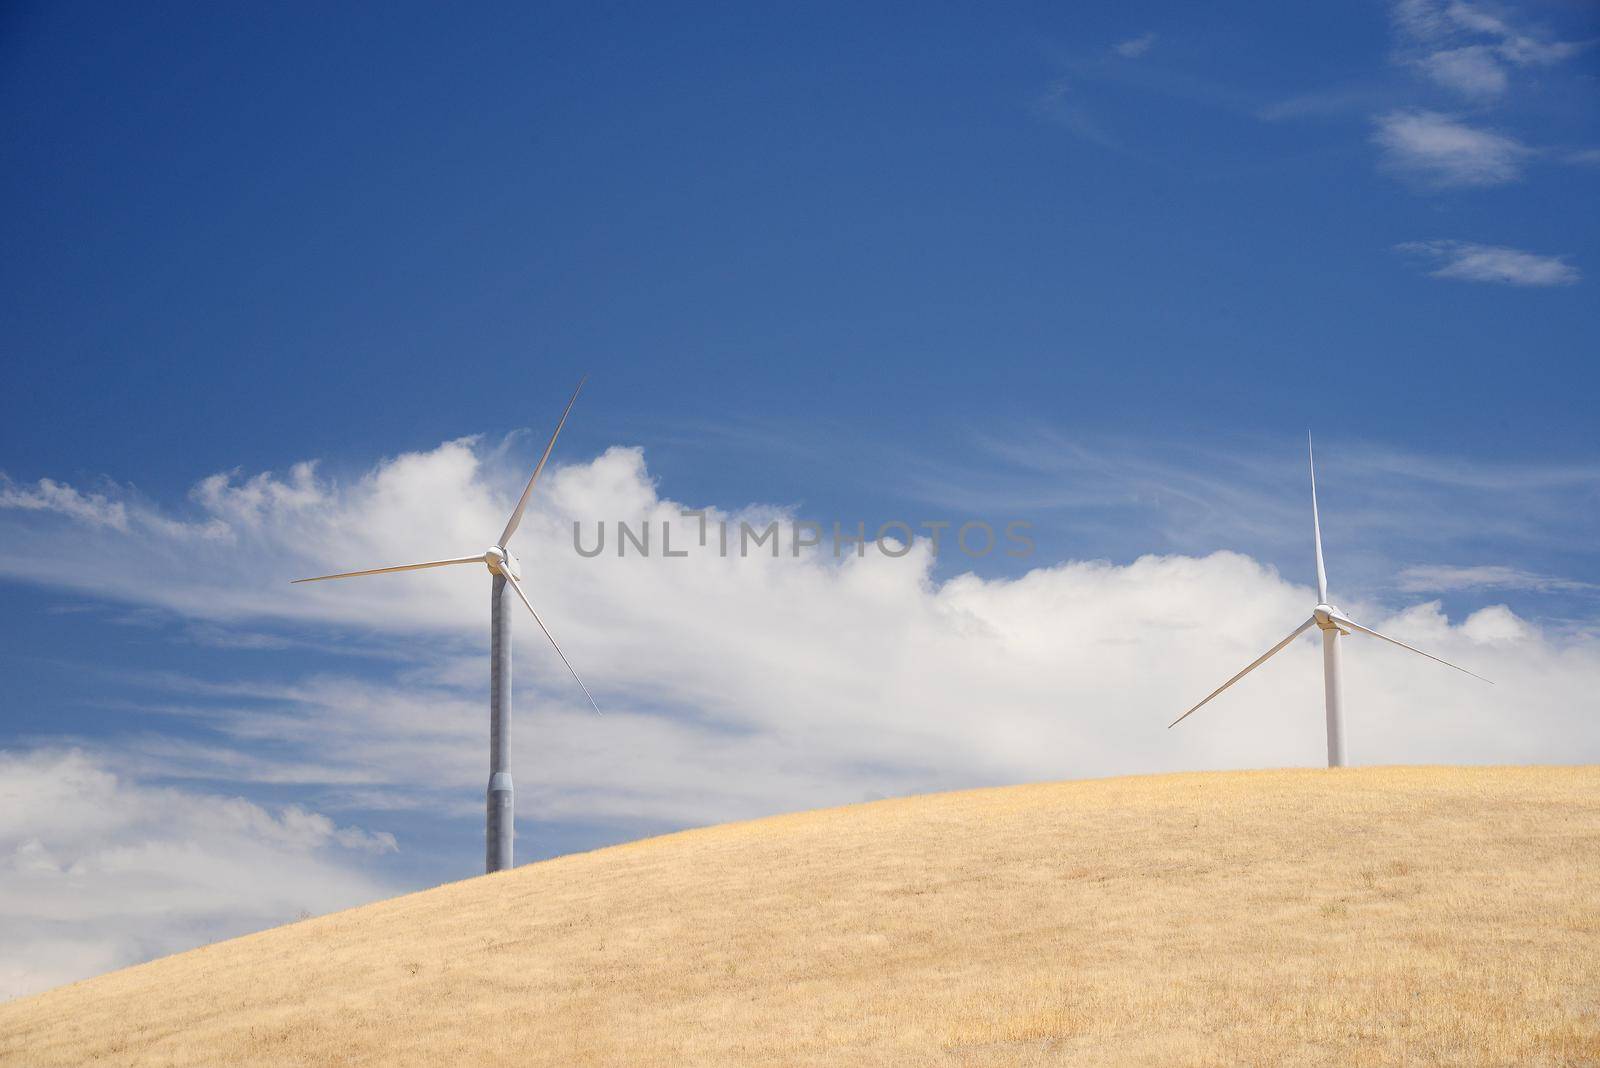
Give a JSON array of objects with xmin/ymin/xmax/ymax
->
[
  {"xmin": 1170, "ymin": 437, "xmax": 1491, "ymax": 766},
  {"xmin": 294, "ymin": 379, "xmax": 598, "ymax": 873}
]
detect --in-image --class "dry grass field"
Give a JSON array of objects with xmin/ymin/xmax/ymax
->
[{"xmin": 2, "ymin": 766, "xmax": 1597, "ymax": 1066}]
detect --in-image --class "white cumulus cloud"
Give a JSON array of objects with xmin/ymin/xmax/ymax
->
[
  {"xmin": 0, "ymin": 749, "xmax": 399, "ymax": 999},
  {"xmin": 0, "ymin": 477, "xmax": 128, "ymax": 530},
  {"xmin": 3, "ymin": 438, "xmax": 1599, "ymax": 996}
]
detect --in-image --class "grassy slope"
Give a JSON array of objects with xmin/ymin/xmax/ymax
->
[{"xmin": 2, "ymin": 766, "xmax": 1597, "ymax": 1066}]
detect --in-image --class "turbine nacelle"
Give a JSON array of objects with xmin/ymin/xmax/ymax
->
[
  {"xmin": 484, "ymin": 546, "xmax": 522, "ymax": 582},
  {"xmin": 1312, "ymin": 604, "xmax": 1349, "ymax": 634}
]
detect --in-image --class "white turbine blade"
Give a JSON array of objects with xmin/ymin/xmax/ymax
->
[
  {"xmin": 1328, "ymin": 613, "xmax": 1493, "ymax": 685},
  {"xmin": 1309, "ymin": 433, "xmax": 1328, "ymax": 604},
  {"xmin": 499, "ymin": 376, "xmax": 586, "ymax": 548},
  {"xmin": 1169, "ymin": 617, "xmax": 1317, "ymax": 728},
  {"xmin": 291, "ymin": 555, "xmax": 485, "ymax": 584},
  {"xmin": 503, "ymin": 572, "xmax": 602, "ymax": 715}
]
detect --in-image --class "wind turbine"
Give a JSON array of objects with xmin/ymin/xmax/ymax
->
[
  {"xmin": 293, "ymin": 378, "xmax": 598, "ymax": 873},
  {"xmin": 1169, "ymin": 437, "xmax": 1490, "ymax": 766}
]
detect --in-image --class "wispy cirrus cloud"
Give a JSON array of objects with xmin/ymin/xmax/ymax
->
[
  {"xmin": 899, "ymin": 427, "xmax": 1600, "ymax": 566},
  {"xmin": 1349, "ymin": 3, "xmax": 1595, "ymax": 191},
  {"xmin": 1113, "ymin": 33, "xmax": 1156, "ymax": 59},
  {"xmin": 1372, "ymin": 109, "xmax": 1530, "ymax": 187},
  {"xmin": 1395, "ymin": 240, "xmax": 1579, "ymax": 286},
  {"xmin": 1416, "ymin": 45, "xmax": 1508, "ymax": 97},
  {"xmin": 1397, "ymin": 564, "xmax": 1596, "ymax": 595},
  {"xmin": 1257, "ymin": 86, "xmax": 1392, "ymax": 122},
  {"xmin": 1391, "ymin": 0, "xmax": 1589, "ymax": 98},
  {"xmin": 1032, "ymin": 78, "xmax": 1116, "ymax": 147}
]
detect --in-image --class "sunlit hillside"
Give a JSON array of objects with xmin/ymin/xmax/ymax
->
[{"xmin": 3, "ymin": 766, "xmax": 1597, "ymax": 1066}]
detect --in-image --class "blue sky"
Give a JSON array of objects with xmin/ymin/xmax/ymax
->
[{"xmin": 2, "ymin": 1, "xmax": 1598, "ymax": 995}]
